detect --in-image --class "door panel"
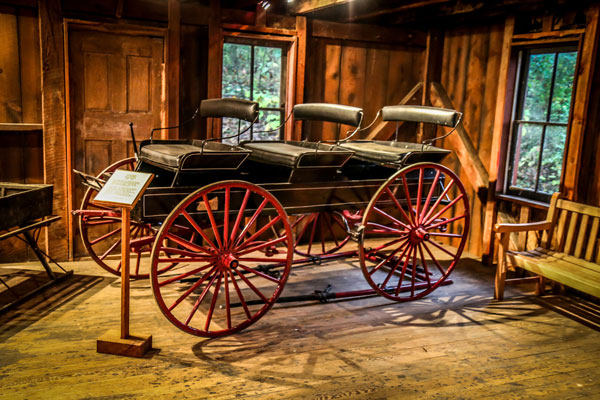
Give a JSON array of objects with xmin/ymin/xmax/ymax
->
[{"xmin": 69, "ymin": 28, "xmax": 164, "ymax": 257}]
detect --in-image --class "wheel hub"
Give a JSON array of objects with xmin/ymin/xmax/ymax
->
[
  {"xmin": 409, "ymin": 226, "xmax": 429, "ymax": 244},
  {"xmin": 217, "ymin": 253, "xmax": 238, "ymax": 270}
]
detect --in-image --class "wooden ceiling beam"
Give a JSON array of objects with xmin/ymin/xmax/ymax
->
[
  {"xmin": 289, "ymin": 0, "xmax": 353, "ymax": 15},
  {"xmin": 346, "ymin": 0, "xmax": 451, "ymax": 23}
]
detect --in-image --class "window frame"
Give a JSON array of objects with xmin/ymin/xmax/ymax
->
[
  {"xmin": 220, "ymin": 31, "xmax": 297, "ymax": 143},
  {"xmin": 504, "ymin": 44, "xmax": 579, "ymax": 203}
]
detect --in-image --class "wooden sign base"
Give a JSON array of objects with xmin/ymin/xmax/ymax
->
[{"xmin": 97, "ymin": 330, "xmax": 152, "ymax": 358}]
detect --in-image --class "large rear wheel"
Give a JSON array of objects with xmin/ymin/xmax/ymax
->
[{"xmin": 359, "ymin": 163, "xmax": 469, "ymax": 301}]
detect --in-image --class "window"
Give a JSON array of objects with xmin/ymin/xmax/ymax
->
[
  {"xmin": 221, "ymin": 39, "xmax": 286, "ymax": 144},
  {"xmin": 506, "ymin": 47, "xmax": 577, "ymax": 202}
]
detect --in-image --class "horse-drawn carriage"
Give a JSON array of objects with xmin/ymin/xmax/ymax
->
[{"xmin": 74, "ymin": 98, "xmax": 469, "ymax": 337}]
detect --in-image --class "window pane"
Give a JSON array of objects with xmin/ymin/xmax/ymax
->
[
  {"xmin": 253, "ymin": 46, "xmax": 282, "ymax": 108},
  {"xmin": 521, "ymin": 53, "xmax": 555, "ymax": 122},
  {"xmin": 549, "ymin": 52, "xmax": 577, "ymax": 123},
  {"xmin": 222, "ymin": 43, "xmax": 251, "ymax": 99},
  {"xmin": 512, "ymin": 123, "xmax": 543, "ymax": 190},
  {"xmin": 222, "ymin": 117, "xmax": 251, "ymax": 145},
  {"xmin": 253, "ymin": 110, "xmax": 281, "ymax": 141},
  {"xmin": 538, "ymin": 125, "xmax": 567, "ymax": 194}
]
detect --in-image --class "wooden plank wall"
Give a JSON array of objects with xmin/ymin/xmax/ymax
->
[
  {"xmin": 303, "ymin": 38, "xmax": 423, "ymax": 141},
  {"xmin": 0, "ymin": 5, "xmax": 43, "ymax": 262},
  {"xmin": 439, "ymin": 22, "xmax": 504, "ymax": 256}
]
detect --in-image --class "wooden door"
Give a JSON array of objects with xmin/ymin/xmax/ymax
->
[{"xmin": 69, "ymin": 28, "xmax": 164, "ymax": 257}]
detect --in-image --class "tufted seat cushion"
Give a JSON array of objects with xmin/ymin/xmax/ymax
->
[
  {"xmin": 242, "ymin": 141, "xmax": 353, "ymax": 168},
  {"xmin": 338, "ymin": 141, "xmax": 450, "ymax": 165}
]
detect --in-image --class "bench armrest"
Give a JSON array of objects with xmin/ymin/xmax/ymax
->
[{"xmin": 494, "ymin": 221, "xmax": 553, "ymax": 234}]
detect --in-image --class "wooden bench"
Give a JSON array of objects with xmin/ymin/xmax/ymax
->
[{"xmin": 494, "ymin": 193, "xmax": 600, "ymax": 300}]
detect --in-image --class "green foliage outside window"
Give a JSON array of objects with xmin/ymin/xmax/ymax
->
[
  {"xmin": 221, "ymin": 43, "xmax": 283, "ymax": 144},
  {"xmin": 510, "ymin": 50, "xmax": 576, "ymax": 197}
]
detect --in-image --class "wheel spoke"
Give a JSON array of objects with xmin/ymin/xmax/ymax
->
[
  {"xmin": 425, "ymin": 238, "xmax": 458, "ymax": 258},
  {"xmin": 417, "ymin": 243, "xmax": 432, "ymax": 286},
  {"xmin": 236, "ymin": 256, "xmax": 288, "ymax": 263},
  {"xmin": 307, "ymin": 213, "xmax": 319, "ymax": 255},
  {"xmin": 204, "ymin": 273, "xmax": 223, "ymax": 331},
  {"xmin": 368, "ymin": 237, "xmax": 410, "ymax": 276},
  {"xmin": 159, "ymin": 246, "xmax": 213, "ymax": 259},
  {"xmin": 236, "ymin": 235, "xmax": 288, "ymax": 257},
  {"xmin": 423, "ymin": 194, "xmax": 465, "ymax": 227},
  {"xmin": 365, "ymin": 221, "xmax": 407, "ymax": 235},
  {"xmin": 401, "ymin": 175, "xmax": 416, "ymax": 225},
  {"xmin": 421, "ymin": 241, "xmax": 447, "ymax": 275},
  {"xmin": 182, "ymin": 210, "xmax": 217, "ymax": 250},
  {"xmin": 294, "ymin": 213, "xmax": 314, "ymax": 248},
  {"xmin": 203, "ymin": 194, "xmax": 223, "ymax": 249},
  {"xmin": 426, "ymin": 213, "xmax": 466, "ymax": 231},
  {"xmin": 158, "ymin": 262, "xmax": 216, "ymax": 287},
  {"xmin": 416, "ymin": 167, "xmax": 423, "ymax": 220},
  {"xmin": 90, "ymin": 226, "xmax": 121, "ymax": 245},
  {"xmin": 99, "ymin": 238, "xmax": 121, "ymax": 261},
  {"xmin": 374, "ymin": 206, "xmax": 411, "ymax": 231},
  {"xmin": 223, "ymin": 187, "xmax": 230, "ymax": 249},
  {"xmin": 229, "ymin": 189, "xmax": 251, "ymax": 244},
  {"xmin": 410, "ymin": 245, "xmax": 418, "ymax": 297},
  {"xmin": 325, "ymin": 214, "xmax": 341, "ymax": 247},
  {"xmin": 422, "ymin": 178, "xmax": 455, "ymax": 225},
  {"xmin": 234, "ymin": 198, "xmax": 269, "ymax": 247},
  {"xmin": 384, "ymin": 187, "xmax": 413, "ymax": 229},
  {"xmin": 224, "ymin": 272, "xmax": 231, "ymax": 329},
  {"xmin": 236, "ymin": 215, "xmax": 282, "ymax": 252},
  {"xmin": 381, "ymin": 243, "xmax": 412, "ymax": 289},
  {"xmin": 165, "ymin": 232, "xmax": 212, "ymax": 255},
  {"xmin": 183, "ymin": 271, "xmax": 219, "ymax": 326},
  {"xmin": 233, "ymin": 269, "xmax": 269, "ymax": 303},
  {"xmin": 370, "ymin": 235, "xmax": 410, "ymax": 253},
  {"xmin": 168, "ymin": 265, "xmax": 217, "ymax": 312},
  {"xmin": 229, "ymin": 269, "xmax": 252, "ymax": 319},
  {"xmin": 419, "ymin": 169, "xmax": 441, "ymax": 223},
  {"xmin": 394, "ymin": 245, "xmax": 414, "ymax": 296},
  {"xmin": 428, "ymin": 232, "xmax": 464, "ymax": 238},
  {"xmin": 237, "ymin": 263, "xmax": 281, "ymax": 284}
]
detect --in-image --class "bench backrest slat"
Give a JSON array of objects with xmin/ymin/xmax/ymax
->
[
  {"xmin": 543, "ymin": 195, "xmax": 600, "ymax": 261},
  {"xmin": 585, "ymin": 217, "xmax": 600, "ymax": 261},
  {"xmin": 574, "ymin": 214, "xmax": 589, "ymax": 258}
]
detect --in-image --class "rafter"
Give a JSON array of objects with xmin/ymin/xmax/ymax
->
[{"xmin": 289, "ymin": 0, "xmax": 353, "ymax": 15}]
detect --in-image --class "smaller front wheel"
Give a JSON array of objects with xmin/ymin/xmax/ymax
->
[
  {"xmin": 150, "ymin": 181, "xmax": 294, "ymax": 337},
  {"xmin": 359, "ymin": 163, "xmax": 469, "ymax": 301}
]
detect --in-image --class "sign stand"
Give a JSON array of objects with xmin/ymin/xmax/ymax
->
[{"xmin": 93, "ymin": 170, "xmax": 154, "ymax": 358}]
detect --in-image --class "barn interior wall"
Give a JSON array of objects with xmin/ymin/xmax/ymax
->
[
  {"xmin": 438, "ymin": 21, "xmax": 505, "ymax": 256},
  {"xmin": 0, "ymin": 5, "xmax": 43, "ymax": 262},
  {"xmin": 303, "ymin": 37, "xmax": 424, "ymax": 141}
]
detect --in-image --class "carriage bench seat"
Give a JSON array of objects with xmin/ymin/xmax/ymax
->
[
  {"xmin": 242, "ymin": 141, "xmax": 354, "ymax": 168},
  {"xmin": 338, "ymin": 141, "xmax": 450, "ymax": 166},
  {"xmin": 494, "ymin": 193, "xmax": 600, "ymax": 301},
  {"xmin": 139, "ymin": 140, "xmax": 250, "ymax": 171}
]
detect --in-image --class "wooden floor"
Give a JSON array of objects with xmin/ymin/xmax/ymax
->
[{"xmin": 1, "ymin": 248, "xmax": 600, "ymax": 399}]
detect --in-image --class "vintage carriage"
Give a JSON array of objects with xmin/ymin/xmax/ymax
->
[{"xmin": 74, "ymin": 98, "xmax": 470, "ymax": 337}]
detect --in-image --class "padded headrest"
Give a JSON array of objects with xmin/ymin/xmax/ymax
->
[
  {"xmin": 200, "ymin": 98, "xmax": 259, "ymax": 122},
  {"xmin": 381, "ymin": 105, "xmax": 460, "ymax": 127},
  {"xmin": 293, "ymin": 103, "xmax": 363, "ymax": 127}
]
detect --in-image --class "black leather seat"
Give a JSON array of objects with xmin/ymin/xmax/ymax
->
[
  {"xmin": 242, "ymin": 141, "xmax": 353, "ymax": 168},
  {"xmin": 139, "ymin": 143, "xmax": 215, "ymax": 169}
]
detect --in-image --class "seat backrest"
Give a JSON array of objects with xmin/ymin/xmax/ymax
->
[
  {"xmin": 543, "ymin": 192, "xmax": 600, "ymax": 261},
  {"xmin": 293, "ymin": 103, "xmax": 363, "ymax": 127},
  {"xmin": 200, "ymin": 98, "xmax": 259, "ymax": 122},
  {"xmin": 381, "ymin": 105, "xmax": 460, "ymax": 127}
]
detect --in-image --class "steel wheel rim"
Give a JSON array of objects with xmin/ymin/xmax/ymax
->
[
  {"xmin": 150, "ymin": 180, "xmax": 293, "ymax": 337},
  {"xmin": 359, "ymin": 162, "xmax": 470, "ymax": 301}
]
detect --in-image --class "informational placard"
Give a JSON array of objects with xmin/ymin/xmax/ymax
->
[{"xmin": 92, "ymin": 170, "xmax": 153, "ymax": 209}]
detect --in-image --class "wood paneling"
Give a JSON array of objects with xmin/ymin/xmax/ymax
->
[
  {"xmin": 304, "ymin": 38, "xmax": 423, "ymax": 141},
  {"xmin": 440, "ymin": 22, "xmax": 505, "ymax": 256}
]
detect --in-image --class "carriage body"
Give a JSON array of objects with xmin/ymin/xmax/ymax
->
[{"xmin": 75, "ymin": 100, "xmax": 470, "ymax": 337}]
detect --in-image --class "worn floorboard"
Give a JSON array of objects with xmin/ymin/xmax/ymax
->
[{"xmin": 0, "ymin": 249, "xmax": 599, "ymax": 399}]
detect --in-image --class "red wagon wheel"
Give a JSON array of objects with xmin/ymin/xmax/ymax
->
[
  {"xmin": 78, "ymin": 157, "xmax": 170, "ymax": 279},
  {"xmin": 359, "ymin": 163, "xmax": 469, "ymax": 301},
  {"xmin": 150, "ymin": 181, "xmax": 294, "ymax": 337},
  {"xmin": 292, "ymin": 211, "xmax": 354, "ymax": 258}
]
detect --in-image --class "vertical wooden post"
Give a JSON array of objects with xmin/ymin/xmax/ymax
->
[
  {"xmin": 167, "ymin": 0, "xmax": 181, "ymax": 138},
  {"xmin": 38, "ymin": 0, "xmax": 70, "ymax": 260},
  {"xmin": 420, "ymin": 29, "xmax": 443, "ymax": 143},
  {"xmin": 207, "ymin": 0, "xmax": 222, "ymax": 139},
  {"xmin": 481, "ymin": 17, "xmax": 515, "ymax": 265},
  {"xmin": 120, "ymin": 207, "xmax": 130, "ymax": 339},
  {"xmin": 293, "ymin": 16, "xmax": 308, "ymax": 141}
]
